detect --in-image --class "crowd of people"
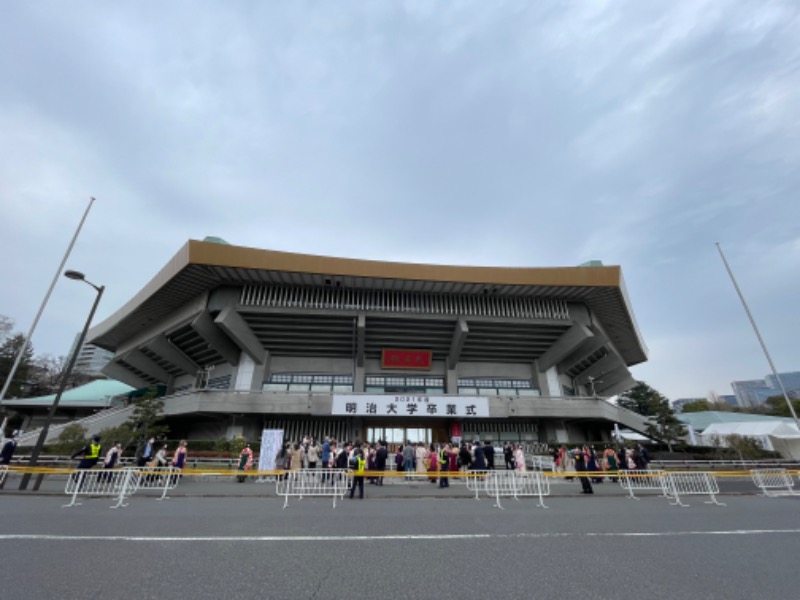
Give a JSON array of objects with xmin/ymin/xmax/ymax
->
[
  {"xmin": 269, "ymin": 436, "xmax": 535, "ymax": 499},
  {"xmin": 3, "ymin": 429, "xmax": 656, "ymax": 500},
  {"xmin": 552, "ymin": 444, "xmax": 651, "ymax": 494}
]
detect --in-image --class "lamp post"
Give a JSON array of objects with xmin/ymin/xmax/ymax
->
[
  {"xmin": 716, "ymin": 243, "xmax": 800, "ymax": 431},
  {"xmin": 19, "ymin": 271, "xmax": 104, "ymax": 491}
]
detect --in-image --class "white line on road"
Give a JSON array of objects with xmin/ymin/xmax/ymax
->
[{"xmin": 1, "ymin": 530, "xmax": 800, "ymax": 542}]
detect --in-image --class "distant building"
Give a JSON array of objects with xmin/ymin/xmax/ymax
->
[
  {"xmin": 731, "ymin": 371, "xmax": 800, "ymax": 408},
  {"xmin": 67, "ymin": 334, "xmax": 114, "ymax": 376}
]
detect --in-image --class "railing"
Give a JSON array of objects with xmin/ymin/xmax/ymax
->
[
  {"xmin": 652, "ymin": 459, "xmax": 800, "ymax": 470},
  {"xmin": 17, "ymin": 405, "xmax": 133, "ymax": 445}
]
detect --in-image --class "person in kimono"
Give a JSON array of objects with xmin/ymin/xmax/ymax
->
[{"xmin": 237, "ymin": 443, "xmax": 254, "ymax": 483}]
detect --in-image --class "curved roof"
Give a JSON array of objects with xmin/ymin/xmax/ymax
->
[
  {"xmin": 1, "ymin": 379, "xmax": 135, "ymax": 407},
  {"xmin": 89, "ymin": 240, "xmax": 648, "ymax": 364}
]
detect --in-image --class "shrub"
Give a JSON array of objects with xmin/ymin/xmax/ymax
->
[{"xmin": 53, "ymin": 423, "xmax": 88, "ymax": 456}]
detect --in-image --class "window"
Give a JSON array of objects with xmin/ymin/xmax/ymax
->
[
  {"xmin": 263, "ymin": 373, "xmax": 354, "ymax": 393},
  {"xmin": 365, "ymin": 375, "xmax": 444, "ymax": 394},
  {"xmin": 457, "ymin": 377, "xmax": 538, "ymax": 397}
]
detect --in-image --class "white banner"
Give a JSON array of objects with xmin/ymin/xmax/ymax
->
[
  {"xmin": 258, "ymin": 429, "xmax": 284, "ymax": 472},
  {"xmin": 332, "ymin": 395, "xmax": 489, "ymax": 418}
]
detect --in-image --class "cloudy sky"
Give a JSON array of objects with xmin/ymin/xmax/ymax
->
[{"xmin": 1, "ymin": 1, "xmax": 798, "ymax": 401}]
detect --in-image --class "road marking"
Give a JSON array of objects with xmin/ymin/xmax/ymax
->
[{"xmin": 1, "ymin": 530, "xmax": 800, "ymax": 542}]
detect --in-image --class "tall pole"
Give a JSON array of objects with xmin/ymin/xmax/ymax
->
[
  {"xmin": 0, "ymin": 197, "xmax": 96, "ymax": 427},
  {"xmin": 715, "ymin": 243, "xmax": 800, "ymax": 430},
  {"xmin": 19, "ymin": 281, "xmax": 104, "ymax": 491}
]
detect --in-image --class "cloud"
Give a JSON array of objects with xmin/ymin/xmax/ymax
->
[{"xmin": 1, "ymin": 1, "xmax": 799, "ymax": 400}]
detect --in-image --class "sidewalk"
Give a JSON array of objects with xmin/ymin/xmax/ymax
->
[{"xmin": 0, "ymin": 470, "xmax": 758, "ymax": 499}]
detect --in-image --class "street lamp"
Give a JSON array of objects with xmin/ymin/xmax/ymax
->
[{"xmin": 19, "ymin": 270, "xmax": 104, "ymax": 491}]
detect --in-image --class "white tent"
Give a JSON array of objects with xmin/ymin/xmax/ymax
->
[{"xmin": 700, "ymin": 421, "xmax": 800, "ymax": 455}]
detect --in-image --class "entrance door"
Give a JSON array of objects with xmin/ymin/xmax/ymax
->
[{"xmin": 367, "ymin": 426, "xmax": 432, "ymax": 446}]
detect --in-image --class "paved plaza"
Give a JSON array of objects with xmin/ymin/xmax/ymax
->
[{"xmin": 1, "ymin": 472, "xmax": 799, "ymax": 599}]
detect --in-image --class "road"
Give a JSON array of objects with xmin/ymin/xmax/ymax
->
[{"xmin": 1, "ymin": 490, "xmax": 799, "ymax": 599}]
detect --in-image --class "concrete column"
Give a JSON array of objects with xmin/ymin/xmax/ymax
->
[
  {"xmin": 537, "ymin": 324, "xmax": 593, "ymax": 372},
  {"xmin": 215, "ymin": 306, "xmax": 267, "ymax": 365},
  {"xmin": 532, "ymin": 360, "xmax": 549, "ymax": 396},
  {"xmin": 355, "ymin": 313, "xmax": 366, "ymax": 368},
  {"xmin": 234, "ymin": 352, "xmax": 270, "ymax": 392},
  {"xmin": 447, "ymin": 318, "xmax": 468, "ymax": 370},
  {"xmin": 120, "ymin": 349, "xmax": 172, "ymax": 384},
  {"xmin": 102, "ymin": 361, "xmax": 150, "ymax": 389},
  {"xmin": 191, "ymin": 311, "xmax": 240, "ymax": 366},
  {"xmin": 147, "ymin": 335, "xmax": 199, "ymax": 376},
  {"xmin": 544, "ymin": 367, "xmax": 562, "ymax": 397},
  {"xmin": 354, "ymin": 363, "xmax": 365, "ymax": 393},
  {"xmin": 446, "ymin": 369, "xmax": 458, "ymax": 394}
]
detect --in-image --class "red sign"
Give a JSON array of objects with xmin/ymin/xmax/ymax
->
[{"xmin": 381, "ymin": 349, "xmax": 433, "ymax": 370}]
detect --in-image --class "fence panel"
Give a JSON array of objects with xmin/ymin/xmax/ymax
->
[
  {"xmin": 481, "ymin": 471, "xmax": 547, "ymax": 509},
  {"xmin": 276, "ymin": 468, "xmax": 350, "ymax": 509},
  {"xmin": 511, "ymin": 471, "xmax": 551, "ymax": 509},
  {"xmin": 618, "ymin": 470, "xmax": 668, "ymax": 499},
  {"xmin": 133, "ymin": 466, "xmax": 182, "ymax": 500},
  {"xmin": 464, "ymin": 470, "xmax": 492, "ymax": 499},
  {"xmin": 63, "ymin": 468, "xmax": 139, "ymax": 509},
  {"xmin": 664, "ymin": 472, "xmax": 725, "ymax": 507},
  {"xmin": 750, "ymin": 468, "xmax": 797, "ymax": 497}
]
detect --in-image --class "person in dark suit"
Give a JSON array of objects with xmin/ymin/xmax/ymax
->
[
  {"xmin": 504, "ymin": 443, "xmax": 514, "ymax": 469},
  {"xmin": 1, "ymin": 431, "xmax": 19, "ymax": 465},
  {"xmin": 573, "ymin": 447, "xmax": 594, "ymax": 494},
  {"xmin": 374, "ymin": 441, "xmax": 388, "ymax": 486},
  {"xmin": 483, "ymin": 443, "xmax": 495, "ymax": 470},
  {"xmin": 472, "ymin": 441, "xmax": 486, "ymax": 470},
  {"xmin": 136, "ymin": 436, "xmax": 155, "ymax": 467}
]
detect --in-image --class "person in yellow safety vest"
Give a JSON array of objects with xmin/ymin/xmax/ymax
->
[
  {"xmin": 349, "ymin": 447, "xmax": 366, "ymax": 499},
  {"xmin": 71, "ymin": 435, "xmax": 102, "ymax": 469}
]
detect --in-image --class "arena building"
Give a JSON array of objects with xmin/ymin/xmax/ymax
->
[{"xmin": 86, "ymin": 239, "xmax": 650, "ymax": 447}]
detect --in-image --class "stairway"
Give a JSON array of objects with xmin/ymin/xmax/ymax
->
[{"xmin": 17, "ymin": 405, "xmax": 135, "ymax": 446}]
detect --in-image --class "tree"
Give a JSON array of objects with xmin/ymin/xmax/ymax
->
[
  {"xmin": 0, "ymin": 333, "xmax": 34, "ymax": 398},
  {"xmin": 617, "ymin": 381, "xmax": 667, "ymax": 417},
  {"xmin": 98, "ymin": 423, "xmax": 138, "ymax": 454},
  {"xmin": 762, "ymin": 395, "xmax": 800, "ymax": 419},
  {"xmin": 26, "ymin": 354, "xmax": 68, "ymax": 396},
  {"xmin": 124, "ymin": 390, "xmax": 169, "ymax": 445},
  {"xmin": 0, "ymin": 315, "xmax": 12, "ymax": 340},
  {"xmin": 726, "ymin": 434, "xmax": 765, "ymax": 461},
  {"xmin": 53, "ymin": 423, "xmax": 88, "ymax": 456},
  {"xmin": 681, "ymin": 400, "xmax": 711, "ymax": 413},
  {"xmin": 644, "ymin": 397, "xmax": 688, "ymax": 453}
]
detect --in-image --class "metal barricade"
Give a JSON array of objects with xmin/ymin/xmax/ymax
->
[
  {"xmin": 751, "ymin": 468, "xmax": 798, "ymax": 497},
  {"xmin": 63, "ymin": 468, "xmax": 139, "ymax": 509},
  {"xmin": 276, "ymin": 468, "xmax": 350, "ymax": 509},
  {"xmin": 0, "ymin": 465, "xmax": 8, "ymax": 487},
  {"xmin": 133, "ymin": 466, "xmax": 181, "ymax": 500},
  {"xmin": 484, "ymin": 471, "xmax": 546, "ymax": 509},
  {"xmin": 664, "ymin": 472, "xmax": 726, "ymax": 507},
  {"xmin": 465, "ymin": 470, "xmax": 492, "ymax": 499},
  {"xmin": 512, "ymin": 471, "xmax": 551, "ymax": 509},
  {"xmin": 618, "ymin": 470, "xmax": 668, "ymax": 499}
]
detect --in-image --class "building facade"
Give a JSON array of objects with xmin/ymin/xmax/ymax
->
[
  {"xmin": 731, "ymin": 372, "xmax": 800, "ymax": 408},
  {"xmin": 87, "ymin": 239, "xmax": 650, "ymax": 446},
  {"xmin": 67, "ymin": 335, "xmax": 115, "ymax": 376}
]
